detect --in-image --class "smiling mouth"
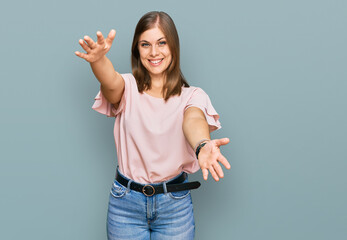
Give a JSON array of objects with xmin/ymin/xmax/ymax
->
[{"xmin": 148, "ymin": 58, "xmax": 164, "ymax": 66}]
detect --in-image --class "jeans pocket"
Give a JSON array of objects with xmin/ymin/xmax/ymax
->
[
  {"xmin": 168, "ymin": 189, "xmax": 191, "ymax": 200},
  {"xmin": 110, "ymin": 179, "xmax": 127, "ymax": 198},
  {"xmin": 168, "ymin": 175, "xmax": 191, "ymax": 200}
]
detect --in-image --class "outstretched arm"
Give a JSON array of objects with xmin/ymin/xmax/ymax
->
[
  {"xmin": 75, "ymin": 29, "xmax": 124, "ymax": 105},
  {"xmin": 183, "ymin": 107, "xmax": 231, "ymax": 181}
]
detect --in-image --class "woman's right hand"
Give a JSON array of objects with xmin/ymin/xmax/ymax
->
[{"xmin": 75, "ymin": 29, "xmax": 116, "ymax": 63}]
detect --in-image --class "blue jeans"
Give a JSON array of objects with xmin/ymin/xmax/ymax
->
[{"xmin": 106, "ymin": 168, "xmax": 195, "ymax": 240}]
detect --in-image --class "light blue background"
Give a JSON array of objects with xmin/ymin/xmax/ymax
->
[{"xmin": 1, "ymin": 0, "xmax": 346, "ymax": 239}]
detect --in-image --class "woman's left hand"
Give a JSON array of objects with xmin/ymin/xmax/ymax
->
[{"xmin": 198, "ymin": 138, "xmax": 231, "ymax": 181}]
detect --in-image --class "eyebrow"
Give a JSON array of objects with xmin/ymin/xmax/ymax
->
[{"xmin": 139, "ymin": 37, "xmax": 166, "ymax": 43}]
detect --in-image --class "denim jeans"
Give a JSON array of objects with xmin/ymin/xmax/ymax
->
[{"xmin": 106, "ymin": 168, "xmax": 195, "ymax": 240}]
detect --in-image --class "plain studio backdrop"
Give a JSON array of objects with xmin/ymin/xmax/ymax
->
[{"xmin": 1, "ymin": 0, "xmax": 346, "ymax": 239}]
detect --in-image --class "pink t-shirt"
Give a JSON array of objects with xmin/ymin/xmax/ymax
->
[{"xmin": 92, "ymin": 73, "xmax": 221, "ymax": 184}]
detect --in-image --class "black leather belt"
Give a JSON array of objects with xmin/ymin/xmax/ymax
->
[{"xmin": 116, "ymin": 172, "xmax": 201, "ymax": 197}]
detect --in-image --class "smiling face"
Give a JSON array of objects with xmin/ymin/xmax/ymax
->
[{"xmin": 138, "ymin": 26, "xmax": 172, "ymax": 80}]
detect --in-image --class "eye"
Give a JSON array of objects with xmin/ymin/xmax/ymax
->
[
  {"xmin": 140, "ymin": 43, "xmax": 150, "ymax": 47},
  {"xmin": 158, "ymin": 41, "xmax": 166, "ymax": 46}
]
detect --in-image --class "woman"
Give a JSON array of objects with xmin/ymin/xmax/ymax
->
[{"xmin": 75, "ymin": 11, "xmax": 230, "ymax": 240}]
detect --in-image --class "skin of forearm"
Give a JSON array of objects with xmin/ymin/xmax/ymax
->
[
  {"xmin": 90, "ymin": 55, "xmax": 120, "ymax": 90},
  {"xmin": 183, "ymin": 117, "xmax": 211, "ymax": 150}
]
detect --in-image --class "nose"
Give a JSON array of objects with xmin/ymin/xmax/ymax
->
[{"xmin": 150, "ymin": 45, "xmax": 159, "ymax": 57}]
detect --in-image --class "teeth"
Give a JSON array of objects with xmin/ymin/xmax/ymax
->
[{"xmin": 150, "ymin": 59, "xmax": 163, "ymax": 64}]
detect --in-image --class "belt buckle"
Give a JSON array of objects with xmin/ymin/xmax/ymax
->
[{"xmin": 142, "ymin": 185, "xmax": 155, "ymax": 197}]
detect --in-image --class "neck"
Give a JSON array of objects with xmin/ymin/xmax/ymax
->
[{"xmin": 150, "ymin": 74, "xmax": 166, "ymax": 89}]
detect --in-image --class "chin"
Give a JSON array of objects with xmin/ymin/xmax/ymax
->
[{"xmin": 145, "ymin": 67, "xmax": 167, "ymax": 77}]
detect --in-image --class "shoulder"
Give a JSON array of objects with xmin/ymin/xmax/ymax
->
[
  {"xmin": 182, "ymin": 85, "xmax": 202, "ymax": 94},
  {"xmin": 120, "ymin": 73, "xmax": 136, "ymax": 83},
  {"xmin": 118, "ymin": 73, "xmax": 139, "ymax": 91},
  {"xmin": 183, "ymin": 85, "xmax": 208, "ymax": 98}
]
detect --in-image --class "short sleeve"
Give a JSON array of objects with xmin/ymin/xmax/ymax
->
[
  {"xmin": 91, "ymin": 74, "xmax": 128, "ymax": 117},
  {"xmin": 184, "ymin": 87, "xmax": 222, "ymax": 132}
]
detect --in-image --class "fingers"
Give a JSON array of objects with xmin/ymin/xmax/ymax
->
[
  {"xmin": 202, "ymin": 168, "xmax": 209, "ymax": 181},
  {"xmin": 105, "ymin": 29, "xmax": 116, "ymax": 49},
  {"xmin": 75, "ymin": 29, "xmax": 115, "ymax": 60},
  {"xmin": 209, "ymin": 165, "xmax": 220, "ymax": 181},
  {"xmin": 199, "ymin": 138, "xmax": 231, "ymax": 182},
  {"xmin": 96, "ymin": 31, "xmax": 105, "ymax": 45},
  {"xmin": 83, "ymin": 35, "xmax": 97, "ymax": 49},
  {"xmin": 201, "ymin": 164, "xmax": 223, "ymax": 182},
  {"xmin": 218, "ymin": 153, "xmax": 231, "ymax": 169},
  {"xmin": 214, "ymin": 138, "xmax": 230, "ymax": 147},
  {"xmin": 79, "ymin": 39, "xmax": 91, "ymax": 53},
  {"xmin": 213, "ymin": 162, "xmax": 225, "ymax": 178},
  {"xmin": 106, "ymin": 29, "xmax": 116, "ymax": 42},
  {"xmin": 200, "ymin": 154, "xmax": 230, "ymax": 182},
  {"xmin": 75, "ymin": 51, "xmax": 88, "ymax": 60},
  {"xmin": 94, "ymin": 30, "xmax": 116, "ymax": 50},
  {"xmin": 75, "ymin": 38, "xmax": 92, "ymax": 61}
]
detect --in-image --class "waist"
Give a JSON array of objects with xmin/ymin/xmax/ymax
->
[
  {"xmin": 116, "ymin": 166, "xmax": 187, "ymax": 185},
  {"xmin": 116, "ymin": 167, "xmax": 194, "ymax": 197}
]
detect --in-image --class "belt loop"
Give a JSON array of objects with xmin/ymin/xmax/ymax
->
[
  {"xmin": 127, "ymin": 180, "xmax": 133, "ymax": 193},
  {"xmin": 162, "ymin": 181, "xmax": 168, "ymax": 195}
]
